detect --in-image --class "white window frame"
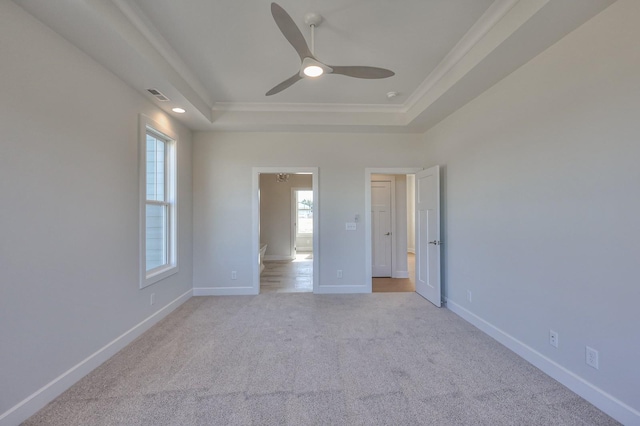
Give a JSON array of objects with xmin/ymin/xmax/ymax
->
[{"xmin": 139, "ymin": 115, "xmax": 178, "ymax": 288}]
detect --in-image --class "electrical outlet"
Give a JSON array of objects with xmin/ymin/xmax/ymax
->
[
  {"xmin": 467, "ymin": 290, "xmax": 472, "ymax": 303},
  {"xmin": 586, "ymin": 346, "xmax": 599, "ymax": 369},
  {"xmin": 231, "ymin": 271, "xmax": 237, "ymax": 280},
  {"xmin": 549, "ymin": 330, "xmax": 559, "ymax": 348},
  {"xmin": 337, "ymin": 270, "xmax": 343, "ymax": 279},
  {"xmin": 150, "ymin": 293, "xmax": 155, "ymax": 306}
]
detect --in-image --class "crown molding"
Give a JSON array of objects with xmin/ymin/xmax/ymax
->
[
  {"xmin": 404, "ymin": 0, "xmax": 551, "ymax": 125},
  {"xmin": 213, "ymin": 102, "xmax": 405, "ymax": 114},
  {"xmin": 98, "ymin": 0, "xmax": 213, "ymax": 121},
  {"xmin": 403, "ymin": 0, "xmax": 521, "ymax": 111},
  {"xmin": 112, "ymin": 0, "xmax": 213, "ymax": 105}
]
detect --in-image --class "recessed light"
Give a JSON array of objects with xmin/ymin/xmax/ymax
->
[{"xmin": 172, "ymin": 107, "xmax": 186, "ymax": 114}]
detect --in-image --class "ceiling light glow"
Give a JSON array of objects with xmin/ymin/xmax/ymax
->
[
  {"xmin": 172, "ymin": 107, "xmax": 186, "ymax": 113},
  {"xmin": 303, "ymin": 65, "xmax": 323, "ymax": 77}
]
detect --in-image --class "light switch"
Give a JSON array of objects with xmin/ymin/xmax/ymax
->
[{"xmin": 345, "ymin": 222, "xmax": 357, "ymax": 231}]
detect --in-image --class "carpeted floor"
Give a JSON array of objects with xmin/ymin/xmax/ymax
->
[{"xmin": 24, "ymin": 293, "xmax": 618, "ymax": 425}]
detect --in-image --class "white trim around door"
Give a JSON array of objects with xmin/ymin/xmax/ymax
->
[
  {"xmin": 252, "ymin": 167, "xmax": 319, "ymax": 294},
  {"xmin": 365, "ymin": 167, "xmax": 423, "ymax": 293}
]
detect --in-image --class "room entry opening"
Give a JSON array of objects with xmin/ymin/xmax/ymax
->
[
  {"xmin": 365, "ymin": 167, "xmax": 442, "ymax": 307},
  {"xmin": 255, "ymin": 169, "xmax": 318, "ymax": 294}
]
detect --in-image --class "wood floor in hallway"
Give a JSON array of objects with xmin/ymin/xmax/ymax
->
[
  {"xmin": 372, "ymin": 252, "xmax": 415, "ymax": 292},
  {"xmin": 260, "ymin": 252, "xmax": 415, "ymax": 293},
  {"xmin": 260, "ymin": 253, "xmax": 313, "ymax": 293}
]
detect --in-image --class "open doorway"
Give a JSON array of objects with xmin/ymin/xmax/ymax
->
[
  {"xmin": 370, "ymin": 173, "xmax": 414, "ymax": 293},
  {"xmin": 364, "ymin": 167, "xmax": 422, "ymax": 293},
  {"xmin": 253, "ymin": 168, "xmax": 318, "ymax": 293}
]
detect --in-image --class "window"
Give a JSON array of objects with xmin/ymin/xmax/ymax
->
[{"xmin": 140, "ymin": 116, "xmax": 177, "ymax": 287}]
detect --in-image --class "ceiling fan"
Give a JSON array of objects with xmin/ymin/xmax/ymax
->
[{"xmin": 266, "ymin": 2, "xmax": 395, "ymax": 96}]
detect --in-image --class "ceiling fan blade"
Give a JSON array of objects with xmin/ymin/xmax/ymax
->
[
  {"xmin": 266, "ymin": 73, "xmax": 303, "ymax": 96},
  {"xmin": 329, "ymin": 66, "xmax": 395, "ymax": 79},
  {"xmin": 271, "ymin": 3, "xmax": 313, "ymax": 62}
]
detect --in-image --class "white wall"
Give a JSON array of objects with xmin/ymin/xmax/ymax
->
[
  {"xmin": 260, "ymin": 173, "xmax": 312, "ymax": 258},
  {"xmin": 0, "ymin": 3, "xmax": 193, "ymax": 423},
  {"xmin": 422, "ymin": 0, "xmax": 639, "ymax": 422},
  {"xmin": 193, "ymin": 132, "xmax": 422, "ymax": 293}
]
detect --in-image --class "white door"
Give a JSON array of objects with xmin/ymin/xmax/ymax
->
[
  {"xmin": 372, "ymin": 181, "xmax": 392, "ymax": 277},
  {"xmin": 415, "ymin": 166, "xmax": 441, "ymax": 307}
]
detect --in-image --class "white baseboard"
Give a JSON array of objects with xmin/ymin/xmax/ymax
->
[
  {"xmin": 315, "ymin": 285, "xmax": 370, "ymax": 294},
  {"xmin": 193, "ymin": 286, "xmax": 257, "ymax": 296},
  {"xmin": 445, "ymin": 298, "xmax": 640, "ymax": 426},
  {"xmin": 263, "ymin": 255, "xmax": 294, "ymax": 261},
  {"xmin": 0, "ymin": 289, "xmax": 193, "ymax": 426},
  {"xmin": 393, "ymin": 271, "xmax": 409, "ymax": 279}
]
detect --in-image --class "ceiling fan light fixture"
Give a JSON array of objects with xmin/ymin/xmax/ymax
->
[{"xmin": 303, "ymin": 65, "xmax": 324, "ymax": 77}]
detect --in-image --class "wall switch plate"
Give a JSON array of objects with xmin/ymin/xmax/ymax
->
[
  {"xmin": 549, "ymin": 330, "xmax": 559, "ymax": 348},
  {"xmin": 150, "ymin": 293, "xmax": 155, "ymax": 306},
  {"xmin": 231, "ymin": 271, "xmax": 237, "ymax": 280},
  {"xmin": 345, "ymin": 222, "xmax": 357, "ymax": 231},
  {"xmin": 467, "ymin": 290, "xmax": 472, "ymax": 303},
  {"xmin": 586, "ymin": 346, "xmax": 599, "ymax": 369},
  {"xmin": 337, "ymin": 270, "xmax": 343, "ymax": 279}
]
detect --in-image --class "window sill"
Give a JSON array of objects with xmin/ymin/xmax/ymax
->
[{"xmin": 141, "ymin": 265, "xmax": 179, "ymax": 288}]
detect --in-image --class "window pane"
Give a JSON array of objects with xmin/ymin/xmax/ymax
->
[
  {"xmin": 146, "ymin": 203, "xmax": 167, "ymax": 271},
  {"xmin": 146, "ymin": 135, "xmax": 165, "ymax": 202},
  {"xmin": 297, "ymin": 191, "xmax": 313, "ymax": 234}
]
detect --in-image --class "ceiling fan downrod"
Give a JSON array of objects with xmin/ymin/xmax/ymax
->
[{"xmin": 304, "ymin": 12, "xmax": 322, "ymax": 55}]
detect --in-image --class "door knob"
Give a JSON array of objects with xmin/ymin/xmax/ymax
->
[
  {"xmin": 429, "ymin": 240, "xmax": 442, "ymax": 245},
  {"xmin": 385, "ymin": 232, "xmax": 391, "ymax": 235}
]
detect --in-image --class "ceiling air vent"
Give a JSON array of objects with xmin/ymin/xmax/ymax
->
[{"xmin": 147, "ymin": 88, "xmax": 169, "ymax": 101}]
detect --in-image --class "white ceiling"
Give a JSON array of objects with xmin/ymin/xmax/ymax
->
[
  {"xmin": 131, "ymin": 0, "xmax": 493, "ymax": 105},
  {"xmin": 14, "ymin": 0, "xmax": 615, "ymax": 132}
]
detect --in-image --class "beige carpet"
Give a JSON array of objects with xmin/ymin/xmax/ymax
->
[{"xmin": 24, "ymin": 293, "xmax": 618, "ymax": 425}]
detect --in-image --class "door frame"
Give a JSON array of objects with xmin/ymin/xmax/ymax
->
[
  {"xmin": 365, "ymin": 167, "xmax": 423, "ymax": 292},
  {"xmin": 253, "ymin": 167, "xmax": 319, "ymax": 294}
]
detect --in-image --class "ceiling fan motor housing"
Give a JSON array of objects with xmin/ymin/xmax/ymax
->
[{"xmin": 304, "ymin": 12, "xmax": 322, "ymax": 27}]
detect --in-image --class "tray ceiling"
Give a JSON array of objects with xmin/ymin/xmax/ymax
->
[{"xmin": 14, "ymin": 0, "xmax": 615, "ymax": 132}]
